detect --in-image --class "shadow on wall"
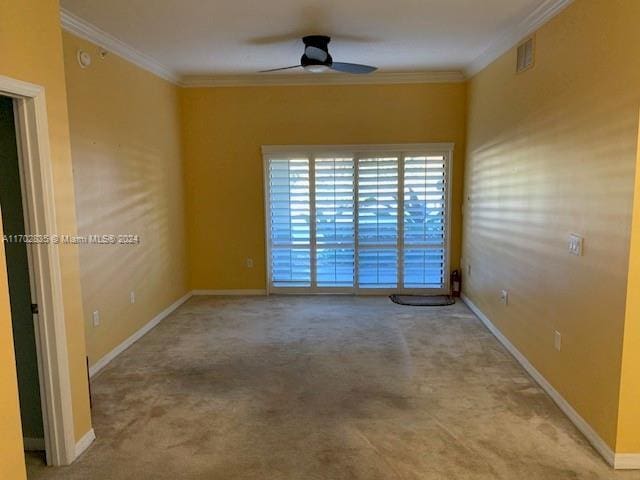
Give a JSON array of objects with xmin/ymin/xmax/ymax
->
[
  {"xmin": 73, "ymin": 138, "xmax": 186, "ymax": 362},
  {"xmin": 464, "ymin": 79, "xmax": 638, "ymax": 448}
]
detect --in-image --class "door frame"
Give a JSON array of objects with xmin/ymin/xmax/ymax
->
[
  {"xmin": 262, "ymin": 143, "xmax": 454, "ymax": 295},
  {"xmin": 0, "ymin": 75, "xmax": 77, "ymax": 465}
]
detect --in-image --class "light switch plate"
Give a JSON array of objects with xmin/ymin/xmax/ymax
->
[
  {"xmin": 500, "ymin": 290, "xmax": 509, "ymax": 306},
  {"xmin": 568, "ymin": 234, "xmax": 584, "ymax": 256},
  {"xmin": 554, "ymin": 331, "xmax": 562, "ymax": 351},
  {"xmin": 92, "ymin": 310, "xmax": 100, "ymax": 327}
]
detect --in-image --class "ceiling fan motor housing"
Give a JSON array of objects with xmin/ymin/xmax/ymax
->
[
  {"xmin": 259, "ymin": 35, "xmax": 376, "ymax": 74},
  {"xmin": 301, "ymin": 35, "xmax": 333, "ymax": 67}
]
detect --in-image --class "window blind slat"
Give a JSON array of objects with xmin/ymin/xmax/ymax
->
[
  {"xmin": 269, "ymin": 159, "xmax": 311, "ymax": 287},
  {"xmin": 357, "ymin": 157, "xmax": 399, "ymax": 288},
  {"xmin": 315, "ymin": 158, "xmax": 355, "ymax": 287},
  {"xmin": 403, "ymin": 155, "xmax": 447, "ymax": 288}
]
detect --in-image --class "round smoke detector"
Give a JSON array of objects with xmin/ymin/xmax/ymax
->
[{"xmin": 77, "ymin": 50, "xmax": 92, "ymax": 69}]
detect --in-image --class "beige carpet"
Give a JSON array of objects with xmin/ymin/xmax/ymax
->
[{"xmin": 27, "ymin": 296, "xmax": 640, "ymax": 479}]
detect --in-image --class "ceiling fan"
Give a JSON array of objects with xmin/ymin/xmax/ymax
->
[{"xmin": 260, "ymin": 35, "xmax": 378, "ymax": 74}]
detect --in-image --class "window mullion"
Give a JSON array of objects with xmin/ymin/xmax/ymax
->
[
  {"xmin": 354, "ymin": 153, "xmax": 360, "ymax": 293},
  {"xmin": 444, "ymin": 151, "xmax": 451, "ymax": 290},
  {"xmin": 309, "ymin": 154, "xmax": 317, "ymax": 290},
  {"xmin": 398, "ymin": 153, "xmax": 405, "ymax": 291}
]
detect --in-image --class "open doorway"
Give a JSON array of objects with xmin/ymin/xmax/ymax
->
[
  {"xmin": 0, "ymin": 75, "xmax": 80, "ymax": 468},
  {"xmin": 0, "ymin": 95, "xmax": 46, "ymax": 465}
]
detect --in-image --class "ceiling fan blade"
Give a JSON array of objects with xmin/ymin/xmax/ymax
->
[
  {"xmin": 305, "ymin": 46, "xmax": 328, "ymax": 62},
  {"xmin": 259, "ymin": 65, "xmax": 302, "ymax": 73},
  {"xmin": 330, "ymin": 62, "xmax": 378, "ymax": 74}
]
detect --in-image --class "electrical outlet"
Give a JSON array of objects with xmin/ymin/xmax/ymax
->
[
  {"xmin": 554, "ymin": 331, "xmax": 562, "ymax": 351},
  {"xmin": 500, "ymin": 290, "xmax": 509, "ymax": 306},
  {"xmin": 92, "ymin": 310, "xmax": 100, "ymax": 327},
  {"xmin": 246, "ymin": 258, "xmax": 254, "ymax": 268},
  {"xmin": 130, "ymin": 291, "xmax": 136, "ymax": 304},
  {"xmin": 568, "ymin": 234, "xmax": 584, "ymax": 256}
]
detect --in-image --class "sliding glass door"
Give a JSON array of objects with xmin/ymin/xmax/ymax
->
[
  {"xmin": 315, "ymin": 156, "xmax": 356, "ymax": 288},
  {"xmin": 265, "ymin": 144, "xmax": 452, "ymax": 294},
  {"xmin": 357, "ymin": 156, "xmax": 399, "ymax": 288},
  {"xmin": 268, "ymin": 157, "xmax": 311, "ymax": 287},
  {"xmin": 403, "ymin": 155, "xmax": 448, "ymax": 288}
]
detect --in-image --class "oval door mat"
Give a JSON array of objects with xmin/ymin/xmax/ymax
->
[{"xmin": 389, "ymin": 295, "xmax": 456, "ymax": 307}]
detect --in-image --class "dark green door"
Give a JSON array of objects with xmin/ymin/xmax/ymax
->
[{"xmin": 0, "ymin": 95, "xmax": 45, "ymax": 444}]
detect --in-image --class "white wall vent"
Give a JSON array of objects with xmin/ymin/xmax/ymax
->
[{"xmin": 516, "ymin": 37, "xmax": 535, "ymax": 73}]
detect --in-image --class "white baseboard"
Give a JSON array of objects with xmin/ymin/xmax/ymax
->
[
  {"xmin": 192, "ymin": 289, "xmax": 267, "ymax": 296},
  {"xmin": 23, "ymin": 437, "xmax": 45, "ymax": 451},
  {"xmin": 89, "ymin": 291, "xmax": 193, "ymax": 377},
  {"xmin": 74, "ymin": 428, "xmax": 95, "ymax": 459},
  {"xmin": 77, "ymin": 289, "xmax": 639, "ymax": 469},
  {"xmin": 615, "ymin": 454, "xmax": 640, "ymax": 470},
  {"xmin": 88, "ymin": 289, "xmax": 269, "ymax": 377},
  {"xmin": 461, "ymin": 293, "xmax": 622, "ymax": 468}
]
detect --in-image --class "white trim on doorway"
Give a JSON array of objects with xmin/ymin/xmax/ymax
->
[{"xmin": 0, "ymin": 75, "xmax": 77, "ymax": 466}]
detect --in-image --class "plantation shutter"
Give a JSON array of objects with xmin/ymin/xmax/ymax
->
[
  {"xmin": 357, "ymin": 156, "xmax": 399, "ymax": 288},
  {"xmin": 268, "ymin": 158, "xmax": 311, "ymax": 287},
  {"xmin": 265, "ymin": 145, "xmax": 451, "ymax": 293},
  {"xmin": 315, "ymin": 157, "xmax": 356, "ymax": 287},
  {"xmin": 403, "ymin": 155, "xmax": 447, "ymax": 288}
]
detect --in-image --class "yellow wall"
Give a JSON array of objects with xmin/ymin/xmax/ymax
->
[
  {"xmin": 180, "ymin": 83, "xmax": 467, "ymax": 289},
  {"xmin": 0, "ymin": 220, "xmax": 26, "ymax": 480},
  {"xmin": 0, "ymin": 0, "xmax": 92, "ymax": 460},
  {"xmin": 3, "ymin": 3, "xmax": 639, "ymax": 475},
  {"xmin": 62, "ymin": 32, "xmax": 189, "ymax": 364},
  {"xmin": 463, "ymin": 0, "xmax": 640, "ymax": 450},
  {"xmin": 617, "ymin": 112, "xmax": 640, "ymax": 453}
]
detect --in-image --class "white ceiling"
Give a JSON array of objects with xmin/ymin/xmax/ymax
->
[{"xmin": 59, "ymin": 0, "xmax": 570, "ymax": 82}]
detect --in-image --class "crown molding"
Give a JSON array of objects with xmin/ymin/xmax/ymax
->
[
  {"xmin": 466, "ymin": 0, "xmax": 574, "ymax": 77},
  {"xmin": 58, "ymin": 9, "xmax": 463, "ymax": 87},
  {"xmin": 59, "ymin": 0, "xmax": 572, "ymax": 87},
  {"xmin": 179, "ymin": 70, "xmax": 466, "ymax": 88},
  {"xmin": 60, "ymin": 8, "xmax": 180, "ymax": 84}
]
